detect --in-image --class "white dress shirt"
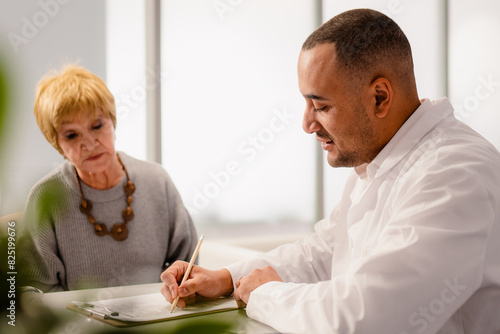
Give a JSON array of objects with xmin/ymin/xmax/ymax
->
[{"xmin": 226, "ymin": 98, "xmax": 500, "ymax": 334}]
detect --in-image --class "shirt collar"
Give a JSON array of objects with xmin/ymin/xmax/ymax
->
[{"xmin": 363, "ymin": 97, "xmax": 454, "ymax": 180}]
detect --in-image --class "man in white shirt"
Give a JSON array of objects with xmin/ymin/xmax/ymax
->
[{"xmin": 160, "ymin": 8, "xmax": 500, "ymax": 334}]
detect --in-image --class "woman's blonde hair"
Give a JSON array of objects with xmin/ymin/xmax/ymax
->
[{"xmin": 34, "ymin": 64, "xmax": 116, "ymax": 155}]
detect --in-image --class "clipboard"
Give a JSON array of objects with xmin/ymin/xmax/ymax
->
[{"xmin": 66, "ymin": 292, "xmax": 239, "ymax": 327}]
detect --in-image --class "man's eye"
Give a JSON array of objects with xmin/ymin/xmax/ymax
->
[{"xmin": 315, "ymin": 106, "xmax": 327, "ymax": 112}]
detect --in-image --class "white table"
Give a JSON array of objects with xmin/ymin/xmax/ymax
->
[{"xmin": 40, "ymin": 282, "xmax": 278, "ymax": 333}]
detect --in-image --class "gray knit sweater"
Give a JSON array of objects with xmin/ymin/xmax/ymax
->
[{"xmin": 18, "ymin": 152, "xmax": 197, "ymax": 292}]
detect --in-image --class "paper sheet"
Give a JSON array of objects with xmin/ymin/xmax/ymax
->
[{"xmin": 70, "ymin": 292, "xmax": 238, "ymax": 322}]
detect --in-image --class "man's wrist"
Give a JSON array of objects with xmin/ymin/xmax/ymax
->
[{"xmin": 216, "ymin": 268, "xmax": 234, "ymax": 296}]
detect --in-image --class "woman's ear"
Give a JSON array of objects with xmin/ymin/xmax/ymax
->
[{"xmin": 372, "ymin": 77, "xmax": 392, "ymax": 118}]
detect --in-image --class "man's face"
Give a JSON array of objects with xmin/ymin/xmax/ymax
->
[{"xmin": 298, "ymin": 43, "xmax": 377, "ymax": 168}]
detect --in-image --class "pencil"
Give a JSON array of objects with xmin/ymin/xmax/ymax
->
[{"xmin": 170, "ymin": 234, "xmax": 205, "ymax": 312}]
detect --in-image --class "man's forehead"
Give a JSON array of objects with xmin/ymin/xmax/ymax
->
[
  {"xmin": 298, "ymin": 43, "xmax": 340, "ymax": 95},
  {"xmin": 299, "ymin": 43, "xmax": 337, "ymax": 67}
]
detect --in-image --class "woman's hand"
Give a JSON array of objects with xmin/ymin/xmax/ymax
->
[{"xmin": 160, "ymin": 261, "xmax": 234, "ymax": 308}]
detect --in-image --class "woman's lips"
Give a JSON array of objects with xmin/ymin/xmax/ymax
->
[{"xmin": 86, "ymin": 153, "xmax": 104, "ymax": 161}]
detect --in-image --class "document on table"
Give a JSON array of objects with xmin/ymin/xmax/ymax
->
[{"xmin": 67, "ymin": 292, "xmax": 239, "ymax": 327}]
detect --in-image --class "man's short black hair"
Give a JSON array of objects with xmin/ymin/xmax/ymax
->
[{"xmin": 303, "ymin": 8, "xmax": 414, "ymax": 87}]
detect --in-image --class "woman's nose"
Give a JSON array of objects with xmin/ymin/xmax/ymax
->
[{"xmin": 80, "ymin": 132, "xmax": 97, "ymax": 150}]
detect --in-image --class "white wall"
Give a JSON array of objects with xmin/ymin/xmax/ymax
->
[
  {"xmin": 0, "ymin": 0, "xmax": 106, "ymax": 215},
  {"xmin": 448, "ymin": 0, "xmax": 500, "ymax": 148}
]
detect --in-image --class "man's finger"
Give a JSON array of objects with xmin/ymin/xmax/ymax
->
[
  {"xmin": 234, "ymin": 288, "xmax": 246, "ymax": 309},
  {"xmin": 174, "ymin": 297, "xmax": 186, "ymax": 308},
  {"xmin": 160, "ymin": 261, "xmax": 188, "ymax": 282},
  {"xmin": 160, "ymin": 283, "xmax": 173, "ymax": 302},
  {"xmin": 235, "ymin": 276, "xmax": 242, "ymax": 288},
  {"xmin": 160, "ymin": 261, "xmax": 190, "ymax": 299},
  {"xmin": 161, "ymin": 274, "xmax": 179, "ymax": 299},
  {"xmin": 236, "ymin": 299, "xmax": 247, "ymax": 309},
  {"xmin": 184, "ymin": 294, "xmax": 197, "ymax": 306},
  {"xmin": 178, "ymin": 274, "xmax": 199, "ymax": 297}
]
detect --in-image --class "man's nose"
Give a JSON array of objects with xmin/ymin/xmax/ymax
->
[{"xmin": 302, "ymin": 106, "xmax": 320, "ymax": 134}]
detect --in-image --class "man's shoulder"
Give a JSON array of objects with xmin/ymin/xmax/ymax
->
[
  {"xmin": 435, "ymin": 116, "xmax": 500, "ymax": 165},
  {"xmin": 407, "ymin": 116, "xmax": 500, "ymax": 187}
]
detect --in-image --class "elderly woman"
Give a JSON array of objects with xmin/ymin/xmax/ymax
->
[{"xmin": 18, "ymin": 65, "xmax": 197, "ymax": 292}]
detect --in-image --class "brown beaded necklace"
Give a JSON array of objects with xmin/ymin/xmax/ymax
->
[{"xmin": 73, "ymin": 155, "xmax": 135, "ymax": 241}]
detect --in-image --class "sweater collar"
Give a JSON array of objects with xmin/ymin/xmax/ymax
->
[{"xmin": 61, "ymin": 152, "xmax": 129, "ymax": 203}]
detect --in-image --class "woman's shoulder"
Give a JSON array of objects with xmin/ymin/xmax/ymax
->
[
  {"xmin": 118, "ymin": 151, "xmax": 163, "ymax": 171},
  {"xmin": 118, "ymin": 152, "xmax": 172, "ymax": 182},
  {"xmin": 29, "ymin": 162, "xmax": 71, "ymax": 195},
  {"xmin": 25, "ymin": 161, "xmax": 73, "ymax": 216}
]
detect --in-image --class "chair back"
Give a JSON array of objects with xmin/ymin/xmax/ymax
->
[{"xmin": 0, "ymin": 212, "xmax": 22, "ymax": 236}]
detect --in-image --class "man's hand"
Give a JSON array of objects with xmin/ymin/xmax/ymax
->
[
  {"xmin": 160, "ymin": 261, "xmax": 233, "ymax": 308},
  {"xmin": 234, "ymin": 266, "xmax": 283, "ymax": 307}
]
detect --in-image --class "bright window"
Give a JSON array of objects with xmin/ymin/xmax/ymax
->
[
  {"xmin": 448, "ymin": 0, "xmax": 500, "ymax": 148},
  {"xmin": 160, "ymin": 1, "xmax": 317, "ymax": 230},
  {"xmin": 107, "ymin": 0, "xmax": 147, "ymax": 161},
  {"xmin": 106, "ymin": 0, "xmax": 500, "ymax": 235}
]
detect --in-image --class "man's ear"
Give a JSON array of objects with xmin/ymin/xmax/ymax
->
[{"xmin": 371, "ymin": 77, "xmax": 392, "ymax": 118}]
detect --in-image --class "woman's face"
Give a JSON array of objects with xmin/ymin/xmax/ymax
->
[{"xmin": 57, "ymin": 112, "xmax": 117, "ymax": 175}]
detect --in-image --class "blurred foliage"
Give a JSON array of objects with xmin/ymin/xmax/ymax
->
[
  {"xmin": 34, "ymin": 179, "xmax": 69, "ymax": 228},
  {"xmin": 169, "ymin": 321, "xmax": 233, "ymax": 334},
  {"xmin": 0, "ymin": 58, "xmax": 68, "ymax": 333},
  {"xmin": 0, "ymin": 56, "xmax": 7, "ymax": 161},
  {"xmin": 0, "ymin": 233, "xmax": 12, "ymax": 318},
  {"xmin": 95, "ymin": 319, "xmax": 235, "ymax": 334},
  {"xmin": 0, "ymin": 59, "xmax": 6, "ymax": 132}
]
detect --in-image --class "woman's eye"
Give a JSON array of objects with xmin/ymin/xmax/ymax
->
[
  {"xmin": 92, "ymin": 122, "xmax": 102, "ymax": 130},
  {"xmin": 66, "ymin": 133, "xmax": 77, "ymax": 140}
]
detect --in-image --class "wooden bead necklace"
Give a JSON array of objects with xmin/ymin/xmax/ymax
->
[{"xmin": 73, "ymin": 155, "xmax": 135, "ymax": 241}]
